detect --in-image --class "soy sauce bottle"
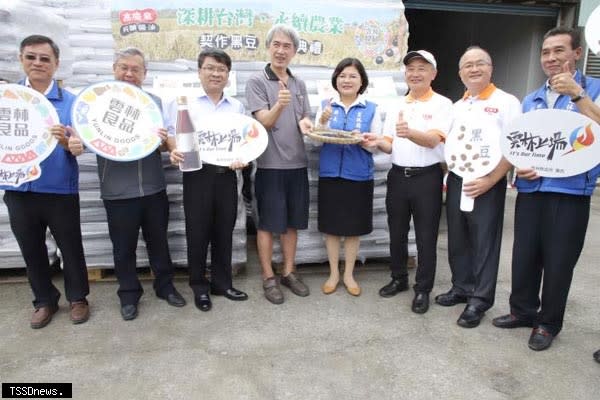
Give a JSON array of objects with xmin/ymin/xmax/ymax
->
[{"xmin": 175, "ymin": 96, "xmax": 202, "ymax": 171}]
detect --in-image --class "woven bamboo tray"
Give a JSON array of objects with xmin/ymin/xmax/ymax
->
[{"xmin": 306, "ymin": 129, "xmax": 362, "ymax": 145}]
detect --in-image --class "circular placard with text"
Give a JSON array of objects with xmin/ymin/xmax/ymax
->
[
  {"xmin": 72, "ymin": 81, "xmax": 163, "ymax": 161},
  {"xmin": 585, "ymin": 5, "xmax": 600, "ymax": 56},
  {"xmin": 445, "ymin": 115, "xmax": 503, "ymax": 211},
  {"xmin": 501, "ymin": 109, "xmax": 600, "ymax": 177},
  {"xmin": 0, "ymin": 84, "xmax": 59, "ymax": 186},
  {"xmin": 194, "ymin": 112, "xmax": 268, "ymax": 166}
]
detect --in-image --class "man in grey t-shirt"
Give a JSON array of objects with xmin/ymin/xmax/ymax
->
[
  {"xmin": 69, "ymin": 47, "xmax": 186, "ymax": 320},
  {"xmin": 245, "ymin": 24, "xmax": 313, "ymax": 304}
]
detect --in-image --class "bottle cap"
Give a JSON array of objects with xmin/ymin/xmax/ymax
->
[{"xmin": 177, "ymin": 96, "xmax": 188, "ymax": 105}]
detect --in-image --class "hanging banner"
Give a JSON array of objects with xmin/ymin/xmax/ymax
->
[
  {"xmin": 0, "ymin": 84, "xmax": 59, "ymax": 186},
  {"xmin": 72, "ymin": 81, "xmax": 163, "ymax": 161},
  {"xmin": 501, "ymin": 109, "xmax": 600, "ymax": 177},
  {"xmin": 192, "ymin": 112, "xmax": 268, "ymax": 166},
  {"xmin": 111, "ymin": 0, "xmax": 408, "ymax": 70}
]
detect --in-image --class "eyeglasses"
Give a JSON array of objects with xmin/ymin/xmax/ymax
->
[
  {"xmin": 201, "ymin": 65, "xmax": 229, "ymax": 74},
  {"xmin": 23, "ymin": 53, "xmax": 53, "ymax": 63},
  {"xmin": 115, "ymin": 63, "xmax": 144, "ymax": 75},
  {"xmin": 460, "ymin": 61, "xmax": 491, "ymax": 70}
]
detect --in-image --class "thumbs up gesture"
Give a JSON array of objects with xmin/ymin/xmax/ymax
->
[
  {"xmin": 395, "ymin": 111, "xmax": 410, "ymax": 138},
  {"xmin": 319, "ymin": 98, "xmax": 333, "ymax": 126},
  {"xmin": 277, "ymin": 80, "xmax": 291, "ymax": 107},
  {"xmin": 549, "ymin": 61, "xmax": 580, "ymax": 97},
  {"xmin": 67, "ymin": 127, "xmax": 85, "ymax": 156}
]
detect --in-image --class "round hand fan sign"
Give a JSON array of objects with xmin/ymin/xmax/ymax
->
[
  {"xmin": 0, "ymin": 84, "xmax": 59, "ymax": 186},
  {"xmin": 72, "ymin": 81, "xmax": 163, "ymax": 161}
]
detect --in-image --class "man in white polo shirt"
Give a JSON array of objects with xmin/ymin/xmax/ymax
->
[
  {"xmin": 436, "ymin": 46, "xmax": 521, "ymax": 328},
  {"xmin": 372, "ymin": 50, "xmax": 452, "ymax": 314}
]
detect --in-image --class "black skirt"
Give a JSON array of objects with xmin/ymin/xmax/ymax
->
[{"xmin": 318, "ymin": 177, "xmax": 374, "ymax": 236}]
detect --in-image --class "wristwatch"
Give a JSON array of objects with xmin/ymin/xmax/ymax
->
[{"xmin": 571, "ymin": 89, "xmax": 587, "ymax": 103}]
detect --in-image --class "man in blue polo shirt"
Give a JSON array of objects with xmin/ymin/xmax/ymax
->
[
  {"xmin": 2, "ymin": 35, "xmax": 90, "ymax": 329},
  {"xmin": 493, "ymin": 27, "xmax": 600, "ymax": 352}
]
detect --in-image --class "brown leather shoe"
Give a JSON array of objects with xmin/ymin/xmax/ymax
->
[
  {"xmin": 70, "ymin": 300, "xmax": 90, "ymax": 324},
  {"xmin": 30, "ymin": 304, "xmax": 59, "ymax": 329},
  {"xmin": 280, "ymin": 272, "xmax": 310, "ymax": 297},
  {"xmin": 263, "ymin": 277, "xmax": 284, "ymax": 304}
]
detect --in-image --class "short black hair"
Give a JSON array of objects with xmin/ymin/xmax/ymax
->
[
  {"xmin": 20, "ymin": 35, "xmax": 60, "ymax": 59},
  {"xmin": 543, "ymin": 27, "xmax": 581, "ymax": 50},
  {"xmin": 331, "ymin": 57, "xmax": 369, "ymax": 95},
  {"xmin": 197, "ymin": 48, "xmax": 231, "ymax": 71}
]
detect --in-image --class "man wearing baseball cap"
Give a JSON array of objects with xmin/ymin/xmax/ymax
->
[{"xmin": 371, "ymin": 50, "xmax": 452, "ymax": 314}]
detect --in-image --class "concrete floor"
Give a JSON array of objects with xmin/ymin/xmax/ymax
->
[{"xmin": 1, "ymin": 189, "xmax": 599, "ymax": 400}]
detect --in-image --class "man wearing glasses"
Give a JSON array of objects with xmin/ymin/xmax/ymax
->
[
  {"xmin": 69, "ymin": 47, "xmax": 186, "ymax": 320},
  {"xmin": 2, "ymin": 35, "xmax": 90, "ymax": 328},
  {"xmin": 168, "ymin": 48, "xmax": 249, "ymax": 312},
  {"xmin": 436, "ymin": 46, "xmax": 521, "ymax": 328}
]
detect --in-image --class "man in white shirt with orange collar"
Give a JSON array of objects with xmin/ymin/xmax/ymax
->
[
  {"xmin": 373, "ymin": 50, "xmax": 451, "ymax": 314},
  {"xmin": 436, "ymin": 46, "xmax": 521, "ymax": 328}
]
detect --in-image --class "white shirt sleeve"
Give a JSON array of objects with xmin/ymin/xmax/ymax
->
[
  {"xmin": 314, "ymin": 101, "xmax": 327, "ymax": 129},
  {"xmin": 369, "ymin": 105, "xmax": 383, "ymax": 134},
  {"xmin": 430, "ymin": 98, "xmax": 453, "ymax": 136},
  {"xmin": 162, "ymin": 97, "xmax": 178, "ymax": 137},
  {"xmin": 504, "ymin": 94, "xmax": 523, "ymax": 126},
  {"xmin": 382, "ymin": 105, "xmax": 399, "ymax": 139}
]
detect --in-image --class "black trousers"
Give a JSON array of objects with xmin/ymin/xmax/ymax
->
[
  {"xmin": 386, "ymin": 164, "xmax": 443, "ymax": 293},
  {"xmin": 446, "ymin": 172, "xmax": 506, "ymax": 311},
  {"xmin": 4, "ymin": 191, "xmax": 89, "ymax": 308},
  {"xmin": 183, "ymin": 165, "xmax": 238, "ymax": 297},
  {"xmin": 103, "ymin": 190, "xmax": 175, "ymax": 305},
  {"xmin": 510, "ymin": 192, "xmax": 590, "ymax": 335}
]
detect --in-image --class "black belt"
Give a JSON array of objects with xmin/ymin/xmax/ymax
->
[
  {"xmin": 203, "ymin": 163, "xmax": 232, "ymax": 174},
  {"xmin": 392, "ymin": 163, "xmax": 440, "ymax": 178}
]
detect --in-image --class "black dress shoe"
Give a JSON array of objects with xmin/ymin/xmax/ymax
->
[
  {"xmin": 195, "ymin": 294, "xmax": 212, "ymax": 312},
  {"xmin": 212, "ymin": 287, "xmax": 249, "ymax": 301},
  {"xmin": 593, "ymin": 349, "xmax": 600, "ymax": 363},
  {"xmin": 159, "ymin": 290, "xmax": 187, "ymax": 307},
  {"xmin": 492, "ymin": 313, "xmax": 534, "ymax": 329},
  {"xmin": 378, "ymin": 277, "xmax": 408, "ymax": 298},
  {"xmin": 120, "ymin": 304, "xmax": 138, "ymax": 321},
  {"xmin": 457, "ymin": 304, "xmax": 485, "ymax": 328},
  {"xmin": 528, "ymin": 327, "xmax": 554, "ymax": 351},
  {"xmin": 435, "ymin": 290, "xmax": 468, "ymax": 307},
  {"xmin": 411, "ymin": 292, "xmax": 429, "ymax": 314}
]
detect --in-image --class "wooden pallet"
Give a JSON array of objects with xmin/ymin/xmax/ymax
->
[{"xmin": 0, "ymin": 268, "xmax": 28, "ymax": 284}]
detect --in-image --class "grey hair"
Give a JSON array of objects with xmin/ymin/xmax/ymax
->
[
  {"xmin": 114, "ymin": 47, "xmax": 147, "ymax": 68},
  {"xmin": 265, "ymin": 24, "xmax": 300, "ymax": 50}
]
